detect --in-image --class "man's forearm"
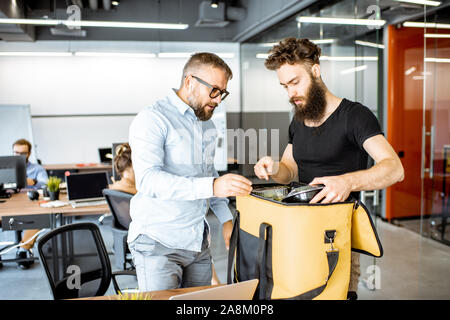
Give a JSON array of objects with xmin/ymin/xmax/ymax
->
[
  {"xmin": 137, "ymin": 167, "xmax": 214, "ymax": 200},
  {"xmin": 272, "ymin": 162, "xmax": 296, "ymax": 185},
  {"xmin": 343, "ymin": 158, "xmax": 404, "ymax": 192}
]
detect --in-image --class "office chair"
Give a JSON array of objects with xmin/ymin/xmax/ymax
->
[
  {"xmin": 37, "ymin": 222, "xmax": 136, "ymax": 300},
  {"xmin": 102, "ymin": 188, "xmax": 133, "ymax": 270}
]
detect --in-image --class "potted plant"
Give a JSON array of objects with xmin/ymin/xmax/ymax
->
[{"xmin": 47, "ymin": 176, "xmax": 61, "ymax": 201}]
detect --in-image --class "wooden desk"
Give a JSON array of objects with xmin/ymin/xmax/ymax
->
[
  {"xmin": 44, "ymin": 163, "xmax": 112, "ymax": 171},
  {"xmin": 0, "ymin": 191, "xmax": 110, "ymax": 266},
  {"xmin": 78, "ymin": 284, "xmax": 223, "ymax": 300},
  {"xmin": 0, "ymin": 192, "xmax": 52, "ymax": 218},
  {"xmin": 44, "ymin": 163, "xmax": 113, "ymax": 182},
  {"xmin": 53, "ymin": 194, "xmax": 109, "ymax": 217},
  {"xmin": 0, "ymin": 191, "xmax": 110, "ymax": 229}
]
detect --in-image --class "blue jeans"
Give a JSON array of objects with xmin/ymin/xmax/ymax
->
[{"xmin": 128, "ymin": 225, "xmax": 212, "ymax": 292}]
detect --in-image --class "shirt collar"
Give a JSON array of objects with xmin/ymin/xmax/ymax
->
[{"xmin": 168, "ymin": 88, "xmax": 196, "ymax": 118}]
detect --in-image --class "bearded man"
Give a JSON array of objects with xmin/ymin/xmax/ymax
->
[
  {"xmin": 253, "ymin": 38, "xmax": 404, "ymax": 300},
  {"xmin": 128, "ymin": 52, "xmax": 252, "ymax": 291}
]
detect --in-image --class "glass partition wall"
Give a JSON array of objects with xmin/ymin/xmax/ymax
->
[
  {"xmin": 422, "ymin": 9, "xmax": 450, "ymax": 245},
  {"xmin": 239, "ymin": 0, "xmax": 450, "ymax": 298}
]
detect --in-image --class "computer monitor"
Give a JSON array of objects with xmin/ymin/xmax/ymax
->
[
  {"xmin": 0, "ymin": 155, "xmax": 27, "ymax": 190},
  {"xmin": 111, "ymin": 142, "xmax": 127, "ymax": 182},
  {"xmin": 98, "ymin": 147, "xmax": 112, "ymax": 164},
  {"xmin": 66, "ymin": 172, "xmax": 109, "ymax": 202}
]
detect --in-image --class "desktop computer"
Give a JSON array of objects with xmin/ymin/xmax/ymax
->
[
  {"xmin": 98, "ymin": 147, "xmax": 112, "ymax": 165},
  {"xmin": 0, "ymin": 156, "xmax": 27, "ymax": 197}
]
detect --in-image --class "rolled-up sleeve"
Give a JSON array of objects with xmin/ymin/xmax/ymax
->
[
  {"xmin": 130, "ymin": 109, "xmax": 215, "ymax": 201},
  {"xmin": 210, "ymin": 196, "xmax": 233, "ymax": 224},
  {"xmin": 208, "ymin": 167, "xmax": 233, "ymax": 224}
]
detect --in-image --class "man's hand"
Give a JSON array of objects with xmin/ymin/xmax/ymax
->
[
  {"xmin": 213, "ymin": 174, "xmax": 252, "ymax": 197},
  {"xmin": 254, "ymin": 156, "xmax": 278, "ymax": 181},
  {"xmin": 309, "ymin": 175, "xmax": 353, "ymax": 204},
  {"xmin": 27, "ymin": 178, "xmax": 36, "ymax": 186},
  {"xmin": 222, "ymin": 220, "xmax": 233, "ymax": 250}
]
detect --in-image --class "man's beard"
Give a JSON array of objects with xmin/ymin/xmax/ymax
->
[
  {"xmin": 290, "ymin": 76, "xmax": 327, "ymax": 123},
  {"xmin": 187, "ymin": 96, "xmax": 216, "ymax": 121}
]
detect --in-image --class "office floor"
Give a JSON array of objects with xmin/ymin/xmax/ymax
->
[{"xmin": 0, "ymin": 209, "xmax": 450, "ymax": 300}]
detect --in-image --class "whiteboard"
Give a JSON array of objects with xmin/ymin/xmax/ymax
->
[{"xmin": 0, "ymin": 104, "xmax": 37, "ymax": 163}]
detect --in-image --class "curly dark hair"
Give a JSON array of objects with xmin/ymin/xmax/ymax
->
[{"xmin": 264, "ymin": 38, "xmax": 321, "ymax": 70}]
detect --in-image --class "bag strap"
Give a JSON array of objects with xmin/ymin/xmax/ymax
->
[
  {"xmin": 286, "ymin": 250, "xmax": 339, "ymax": 300},
  {"xmin": 255, "ymin": 223, "xmax": 273, "ymax": 300},
  {"xmin": 227, "ymin": 211, "xmax": 240, "ymax": 284}
]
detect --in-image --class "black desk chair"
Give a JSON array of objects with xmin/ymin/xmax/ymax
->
[
  {"xmin": 37, "ymin": 222, "xmax": 135, "ymax": 299},
  {"xmin": 102, "ymin": 189, "xmax": 133, "ymax": 270}
]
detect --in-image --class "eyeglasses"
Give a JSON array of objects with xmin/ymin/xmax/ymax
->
[
  {"xmin": 191, "ymin": 75, "xmax": 229, "ymax": 101},
  {"xmin": 14, "ymin": 151, "xmax": 28, "ymax": 156}
]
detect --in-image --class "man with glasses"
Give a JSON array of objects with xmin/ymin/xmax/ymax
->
[
  {"xmin": 12, "ymin": 139, "xmax": 48, "ymax": 269},
  {"xmin": 128, "ymin": 52, "xmax": 252, "ymax": 291}
]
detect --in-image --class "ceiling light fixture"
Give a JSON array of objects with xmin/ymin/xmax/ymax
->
[
  {"xmin": 297, "ymin": 16, "xmax": 386, "ymax": 27},
  {"xmin": 355, "ymin": 40, "xmax": 385, "ymax": 49},
  {"xmin": 311, "ymin": 39, "xmax": 335, "ymax": 44},
  {"xmin": 393, "ymin": 0, "xmax": 441, "ymax": 6},
  {"xmin": 425, "ymin": 57, "xmax": 450, "ymax": 63},
  {"xmin": 0, "ymin": 51, "xmax": 73, "ymax": 57},
  {"xmin": 340, "ymin": 65, "xmax": 368, "ymax": 75},
  {"xmin": 320, "ymin": 56, "xmax": 378, "ymax": 61},
  {"xmin": 158, "ymin": 52, "xmax": 234, "ymax": 58},
  {"xmin": 0, "ymin": 18, "xmax": 189, "ymax": 30},
  {"xmin": 255, "ymin": 54, "xmax": 379, "ymax": 61},
  {"xmin": 74, "ymin": 52, "xmax": 156, "ymax": 58},
  {"xmin": 211, "ymin": 0, "xmax": 219, "ymax": 8},
  {"xmin": 404, "ymin": 66, "xmax": 417, "ymax": 75},
  {"xmin": 424, "ymin": 33, "xmax": 450, "ymax": 38},
  {"xmin": 403, "ymin": 21, "xmax": 450, "ymax": 29}
]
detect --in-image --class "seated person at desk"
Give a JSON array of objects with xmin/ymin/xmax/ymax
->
[
  {"xmin": 109, "ymin": 143, "xmax": 221, "ymax": 285},
  {"xmin": 13, "ymin": 139, "xmax": 48, "ymax": 189},
  {"xmin": 12, "ymin": 139, "xmax": 49, "ymax": 269},
  {"xmin": 109, "ymin": 143, "xmax": 137, "ymax": 195}
]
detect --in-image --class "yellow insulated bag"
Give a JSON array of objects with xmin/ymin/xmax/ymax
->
[{"xmin": 226, "ymin": 186, "xmax": 383, "ymax": 300}]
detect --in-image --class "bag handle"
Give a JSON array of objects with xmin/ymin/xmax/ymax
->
[
  {"xmin": 286, "ymin": 250, "xmax": 339, "ymax": 300},
  {"xmin": 286, "ymin": 229, "xmax": 339, "ymax": 300},
  {"xmin": 227, "ymin": 211, "xmax": 240, "ymax": 285},
  {"xmin": 255, "ymin": 223, "xmax": 273, "ymax": 300}
]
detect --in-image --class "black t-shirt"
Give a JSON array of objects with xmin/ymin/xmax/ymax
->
[{"xmin": 288, "ymin": 98, "xmax": 383, "ymax": 193}]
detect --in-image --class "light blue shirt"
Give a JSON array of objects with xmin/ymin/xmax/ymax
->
[
  {"xmin": 127, "ymin": 89, "xmax": 233, "ymax": 252},
  {"xmin": 26, "ymin": 161, "xmax": 48, "ymax": 189}
]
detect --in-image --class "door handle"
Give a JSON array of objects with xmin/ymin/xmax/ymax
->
[
  {"xmin": 423, "ymin": 125, "xmax": 435, "ymax": 179},
  {"xmin": 430, "ymin": 125, "xmax": 435, "ymax": 179}
]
